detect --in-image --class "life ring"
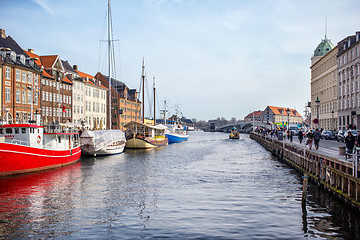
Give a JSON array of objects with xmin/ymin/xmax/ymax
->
[{"xmin": 37, "ymin": 135, "xmax": 41, "ymax": 144}]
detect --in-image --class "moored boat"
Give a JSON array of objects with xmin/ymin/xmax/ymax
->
[
  {"xmin": 80, "ymin": 129, "xmax": 126, "ymax": 156},
  {"xmin": 0, "ymin": 123, "xmax": 81, "ymax": 176},
  {"xmin": 125, "ymin": 121, "xmax": 168, "ymax": 149},
  {"xmin": 165, "ymin": 124, "xmax": 189, "ymax": 143}
]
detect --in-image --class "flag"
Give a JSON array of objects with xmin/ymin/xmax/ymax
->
[{"xmin": 62, "ymin": 105, "xmax": 66, "ymax": 112}]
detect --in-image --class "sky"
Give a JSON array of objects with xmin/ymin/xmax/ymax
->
[{"xmin": 1, "ymin": 0, "xmax": 360, "ymax": 121}]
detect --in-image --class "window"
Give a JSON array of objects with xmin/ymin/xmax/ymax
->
[
  {"xmin": 42, "ymin": 91, "xmax": 45, "ymax": 101},
  {"xmin": 22, "ymin": 71, "xmax": 26, "ymax": 83},
  {"xmin": 27, "ymin": 72, "xmax": 32, "ymax": 84},
  {"xmin": 16, "ymin": 69, "xmax": 21, "ymax": 81},
  {"xmin": 27, "ymin": 91, "xmax": 32, "ymax": 104},
  {"xmin": 34, "ymin": 92, "xmax": 38, "ymax": 105},
  {"xmin": 22, "ymin": 90, "xmax": 26, "ymax": 104},
  {"xmin": 42, "ymin": 78, "xmax": 45, "ymax": 85},
  {"xmin": 6, "ymin": 128, "xmax": 12, "ymax": 134},
  {"xmin": 16, "ymin": 90, "xmax": 20, "ymax": 103},
  {"xmin": 5, "ymin": 67, "xmax": 11, "ymax": 79},
  {"xmin": 46, "ymin": 107, "xmax": 48, "ymax": 116},
  {"xmin": 5, "ymin": 88, "xmax": 11, "ymax": 102},
  {"xmin": 42, "ymin": 107, "xmax": 45, "ymax": 116},
  {"xmin": 45, "ymin": 92, "xmax": 48, "ymax": 101},
  {"xmin": 34, "ymin": 75, "xmax": 38, "ymax": 85},
  {"xmin": 49, "ymin": 107, "xmax": 52, "ymax": 116}
]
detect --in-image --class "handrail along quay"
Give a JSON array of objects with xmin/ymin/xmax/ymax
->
[{"xmin": 250, "ymin": 132, "xmax": 360, "ymax": 210}]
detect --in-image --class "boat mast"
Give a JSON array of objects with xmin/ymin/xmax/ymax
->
[
  {"xmin": 108, "ymin": 0, "xmax": 112, "ymax": 130},
  {"xmin": 153, "ymin": 76, "xmax": 156, "ymax": 126},
  {"xmin": 142, "ymin": 58, "xmax": 145, "ymax": 124}
]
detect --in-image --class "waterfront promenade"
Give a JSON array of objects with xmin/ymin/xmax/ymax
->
[
  {"xmin": 274, "ymin": 135, "xmax": 346, "ymax": 161},
  {"xmin": 251, "ymin": 132, "xmax": 360, "ymax": 210}
]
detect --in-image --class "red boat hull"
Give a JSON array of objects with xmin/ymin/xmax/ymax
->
[{"xmin": 0, "ymin": 142, "xmax": 81, "ymax": 176}]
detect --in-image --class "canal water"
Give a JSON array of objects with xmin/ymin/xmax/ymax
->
[{"xmin": 0, "ymin": 132, "xmax": 359, "ymax": 239}]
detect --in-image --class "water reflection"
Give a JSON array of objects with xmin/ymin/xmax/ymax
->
[{"xmin": 0, "ymin": 162, "xmax": 81, "ymax": 238}]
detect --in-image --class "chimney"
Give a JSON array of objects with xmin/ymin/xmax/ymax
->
[
  {"xmin": 0, "ymin": 29, "xmax": 6, "ymax": 39},
  {"xmin": 28, "ymin": 49, "xmax": 34, "ymax": 53},
  {"xmin": 73, "ymin": 65, "xmax": 78, "ymax": 71}
]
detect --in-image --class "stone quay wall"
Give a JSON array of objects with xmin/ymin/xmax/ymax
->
[{"xmin": 250, "ymin": 132, "xmax": 360, "ymax": 210}]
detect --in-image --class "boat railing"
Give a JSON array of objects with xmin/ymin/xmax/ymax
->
[{"xmin": 10, "ymin": 139, "xmax": 31, "ymax": 147}]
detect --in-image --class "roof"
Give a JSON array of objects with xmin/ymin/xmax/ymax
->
[
  {"xmin": 244, "ymin": 110, "xmax": 263, "ymax": 119},
  {"xmin": 62, "ymin": 76, "xmax": 73, "ymax": 84},
  {"xmin": 76, "ymin": 70, "xmax": 108, "ymax": 89},
  {"xmin": 61, "ymin": 60, "xmax": 77, "ymax": 74},
  {"xmin": 23, "ymin": 49, "xmax": 54, "ymax": 79},
  {"xmin": 314, "ymin": 38, "xmax": 335, "ymax": 57},
  {"xmin": 40, "ymin": 55, "xmax": 58, "ymax": 68},
  {"xmin": 23, "ymin": 49, "xmax": 42, "ymax": 66},
  {"xmin": 267, "ymin": 106, "xmax": 301, "ymax": 117},
  {"xmin": 0, "ymin": 33, "xmax": 41, "ymax": 72},
  {"xmin": 0, "ymin": 35, "xmax": 25, "ymax": 55},
  {"xmin": 124, "ymin": 121, "xmax": 166, "ymax": 130}
]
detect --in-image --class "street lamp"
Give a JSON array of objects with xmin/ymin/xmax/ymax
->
[
  {"xmin": 331, "ymin": 109, "xmax": 334, "ymax": 131},
  {"xmin": 286, "ymin": 108, "xmax": 291, "ymax": 131},
  {"xmin": 315, "ymin": 97, "xmax": 320, "ymax": 129}
]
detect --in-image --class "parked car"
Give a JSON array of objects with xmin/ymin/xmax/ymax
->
[
  {"xmin": 321, "ymin": 130, "xmax": 336, "ymax": 140},
  {"xmin": 337, "ymin": 130, "xmax": 345, "ymax": 142},
  {"xmin": 344, "ymin": 129, "xmax": 359, "ymax": 139}
]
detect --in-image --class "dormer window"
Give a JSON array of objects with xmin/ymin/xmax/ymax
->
[
  {"xmin": 10, "ymin": 51, "xmax": 16, "ymax": 61},
  {"xmin": 19, "ymin": 55, "xmax": 25, "ymax": 65}
]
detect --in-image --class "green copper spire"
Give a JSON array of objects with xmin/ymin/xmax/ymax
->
[{"xmin": 313, "ymin": 38, "xmax": 335, "ymax": 57}]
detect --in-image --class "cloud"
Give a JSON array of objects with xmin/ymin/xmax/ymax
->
[{"xmin": 32, "ymin": 0, "xmax": 56, "ymax": 16}]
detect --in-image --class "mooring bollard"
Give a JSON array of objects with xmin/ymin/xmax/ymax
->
[{"xmin": 302, "ymin": 172, "xmax": 309, "ymax": 205}]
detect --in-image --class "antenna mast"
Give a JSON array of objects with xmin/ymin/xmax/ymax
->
[
  {"xmin": 108, "ymin": 0, "xmax": 112, "ymax": 129},
  {"xmin": 153, "ymin": 76, "xmax": 156, "ymax": 126},
  {"xmin": 142, "ymin": 58, "xmax": 145, "ymax": 123},
  {"xmin": 325, "ymin": 17, "xmax": 327, "ymax": 39}
]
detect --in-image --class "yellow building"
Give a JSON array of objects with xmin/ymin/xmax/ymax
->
[{"xmin": 310, "ymin": 36, "xmax": 337, "ymax": 130}]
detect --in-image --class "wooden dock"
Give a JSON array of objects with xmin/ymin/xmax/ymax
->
[{"xmin": 250, "ymin": 132, "xmax": 360, "ymax": 209}]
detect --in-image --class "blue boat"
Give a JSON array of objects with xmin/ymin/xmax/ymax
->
[{"xmin": 165, "ymin": 125, "xmax": 189, "ymax": 143}]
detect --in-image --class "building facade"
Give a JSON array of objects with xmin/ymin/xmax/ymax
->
[
  {"xmin": 310, "ymin": 37, "xmax": 337, "ymax": 130},
  {"xmin": 337, "ymin": 31, "xmax": 360, "ymax": 130},
  {"xmin": 24, "ymin": 50, "xmax": 73, "ymax": 124},
  {"xmin": 0, "ymin": 29, "xmax": 41, "ymax": 124},
  {"xmin": 261, "ymin": 106, "xmax": 303, "ymax": 125},
  {"xmin": 74, "ymin": 67, "xmax": 108, "ymax": 129},
  {"xmin": 95, "ymin": 72, "xmax": 141, "ymax": 130}
]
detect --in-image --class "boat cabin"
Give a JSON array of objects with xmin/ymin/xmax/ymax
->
[{"xmin": 0, "ymin": 124, "xmax": 44, "ymax": 148}]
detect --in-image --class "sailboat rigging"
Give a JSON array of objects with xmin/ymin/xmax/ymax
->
[
  {"xmin": 124, "ymin": 60, "xmax": 168, "ymax": 149},
  {"xmin": 80, "ymin": 0, "xmax": 126, "ymax": 156}
]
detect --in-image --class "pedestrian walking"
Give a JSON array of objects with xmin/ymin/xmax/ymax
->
[
  {"xmin": 314, "ymin": 129, "xmax": 321, "ymax": 150},
  {"xmin": 290, "ymin": 130, "xmax": 293, "ymax": 142},
  {"xmin": 307, "ymin": 130, "xmax": 314, "ymax": 150},
  {"xmin": 345, "ymin": 131, "xmax": 356, "ymax": 156},
  {"xmin": 298, "ymin": 129, "xmax": 303, "ymax": 144}
]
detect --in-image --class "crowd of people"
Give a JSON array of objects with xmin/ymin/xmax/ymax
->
[{"xmin": 255, "ymin": 127, "xmax": 360, "ymax": 155}]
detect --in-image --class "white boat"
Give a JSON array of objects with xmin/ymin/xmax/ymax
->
[
  {"xmin": 80, "ymin": 129, "xmax": 126, "ymax": 156},
  {"xmin": 80, "ymin": 0, "xmax": 126, "ymax": 156}
]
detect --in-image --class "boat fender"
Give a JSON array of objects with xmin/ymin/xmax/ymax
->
[{"xmin": 37, "ymin": 135, "xmax": 41, "ymax": 144}]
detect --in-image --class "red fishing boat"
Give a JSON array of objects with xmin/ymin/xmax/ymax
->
[{"xmin": 0, "ymin": 123, "xmax": 81, "ymax": 176}]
